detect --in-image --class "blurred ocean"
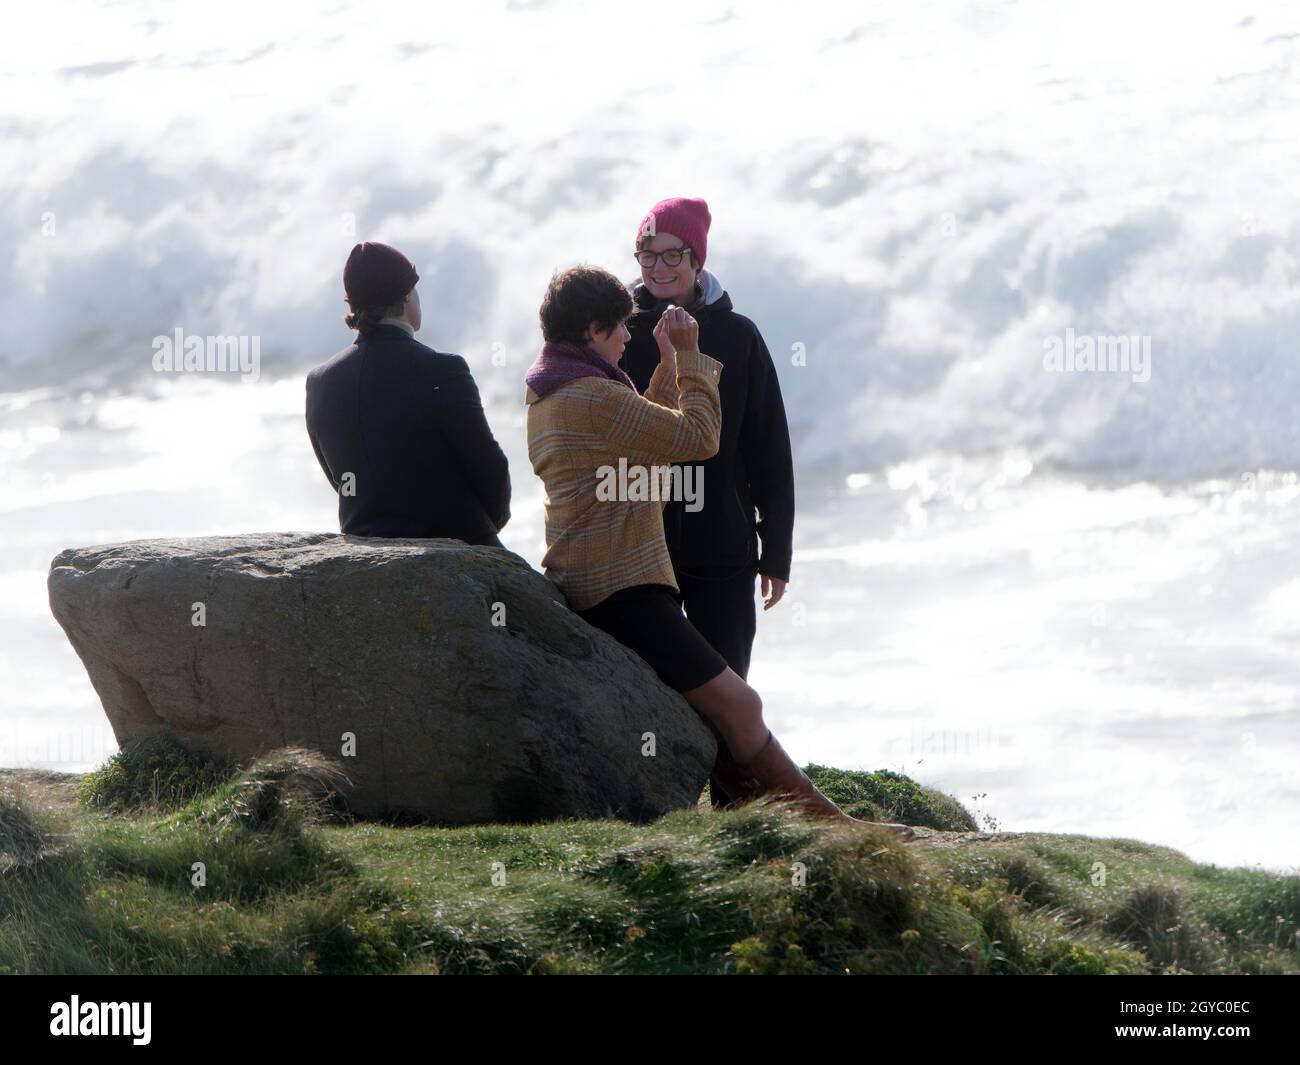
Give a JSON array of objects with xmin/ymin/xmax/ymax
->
[{"xmin": 2, "ymin": 0, "xmax": 1296, "ymax": 871}]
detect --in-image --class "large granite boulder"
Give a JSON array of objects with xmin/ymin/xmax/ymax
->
[{"xmin": 47, "ymin": 533, "xmax": 715, "ymax": 824}]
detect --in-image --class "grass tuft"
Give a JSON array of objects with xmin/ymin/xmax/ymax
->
[
  {"xmin": 184, "ymin": 747, "xmax": 353, "ymax": 836},
  {"xmin": 0, "ymin": 785, "xmax": 56, "ymax": 873},
  {"xmin": 1102, "ymin": 877, "xmax": 1230, "ymax": 974},
  {"xmin": 804, "ymin": 765, "xmax": 978, "ymax": 831},
  {"xmin": 77, "ymin": 732, "xmax": 237, "ymax": 813}
]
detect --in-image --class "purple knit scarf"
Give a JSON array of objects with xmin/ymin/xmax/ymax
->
[{"xmin": 524, "ymin": 339, "xmax": 637, "ymax": 400}]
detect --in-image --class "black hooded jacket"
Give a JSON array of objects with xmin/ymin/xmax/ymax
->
[{"xmin": 619, "ymin": 278, "xmax": 794, "ymax": 581}]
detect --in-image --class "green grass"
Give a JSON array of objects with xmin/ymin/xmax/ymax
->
[{"xmin": 1, "ymin": 739, "xmax": 1296, "ymax": 975}]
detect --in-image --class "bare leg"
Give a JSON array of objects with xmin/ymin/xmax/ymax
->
[{"xmin": 681, "ymin": 666, "xmax": 769, "ymax": 763}]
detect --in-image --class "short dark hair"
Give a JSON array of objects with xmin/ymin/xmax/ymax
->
[
  {"xmin": 539, "ymin": 265, "xmax": 634, "ymax": 344},
  {"xmin": 344, "ymin": 295, "xmax": 405, "ymax": 335}
]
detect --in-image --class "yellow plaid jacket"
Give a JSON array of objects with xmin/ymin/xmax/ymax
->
[{"xmin": 524, "ymin": 348, "xmax": 724, "ymax": 610}]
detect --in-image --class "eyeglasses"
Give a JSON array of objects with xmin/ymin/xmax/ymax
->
[{"xmin": 635, "ymin": 245, "xmax": 692, "ymax": 268}]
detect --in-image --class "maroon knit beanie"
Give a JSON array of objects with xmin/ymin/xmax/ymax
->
[
  {"xmin": 636, "ymin": 197, "xmax": 711, "ymax": 269},
  {"xmin": 343, "ymin": 242, "xmax": 420, "ymax": 309}
]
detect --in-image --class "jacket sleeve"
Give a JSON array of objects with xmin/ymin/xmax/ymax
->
[
  {"xmin": 740, "ymin": 329, "xmax": 795, "ymax": 582},
  {"xmin": 590, "ymin": 349, "xmax": 722, "ymax": 462},
  {"xmin": 643, "ymin": 359, "xmax": 688, "ymax": 509},
  {"xmin": 644, "ymin": 358, "xmax": 680, "ymax": 409},
  {"xmin": 434, "ymin": 355, "xmax": 512, "ymax": 531},
  {"xmin": 305, "ymin": 380, "xmax": 339, "ymax": 491}
]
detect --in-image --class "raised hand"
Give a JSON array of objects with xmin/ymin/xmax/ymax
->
[
  {"xmin": 652, "ymin": 312, "xmax": 676, "ymax": 365},
  {"xmin": 663, "ymin": 305, "xmax": 699, "ymax": 354}
]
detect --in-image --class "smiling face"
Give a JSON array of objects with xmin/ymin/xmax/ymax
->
[
  {"xmin": 584, "ymin": 318, "xmax": 631, "ymax": 365},
  {"xmin": 639, "ymin": 230, "xmax": 698, "ymax": 306}
]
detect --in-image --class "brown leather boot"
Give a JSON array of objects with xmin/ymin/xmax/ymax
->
[{"xmin": 716, "ymin": 728, "xmax": 916, "ymax": 840}]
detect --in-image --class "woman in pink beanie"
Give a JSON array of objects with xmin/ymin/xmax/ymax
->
[{"xmin": 617, "ymin": 198, "xmax": 914, "ymax": 836}]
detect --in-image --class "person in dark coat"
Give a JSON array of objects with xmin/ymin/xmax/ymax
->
[
  {"xmin": 306, "ymin": 241, "xmax": 511, "ymax": 546},
  {"xmin": 619, "ymin": 197, "xmax": 796, "ymax": 807}
]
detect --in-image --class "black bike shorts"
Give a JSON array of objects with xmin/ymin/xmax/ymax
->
[{"xmin": 576, "ymin": 583, "xmax": 729, "ymax": 692}]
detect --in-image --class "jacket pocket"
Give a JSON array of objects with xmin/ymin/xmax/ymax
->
[{"xmin": 733, "ymin": 485, "xmax": 758, "ymax": 559}]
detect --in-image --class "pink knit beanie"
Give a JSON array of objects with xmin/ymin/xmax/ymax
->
[{"xmin": 636, "ymin": 197, "xmax": 711, "ymax": 268}]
